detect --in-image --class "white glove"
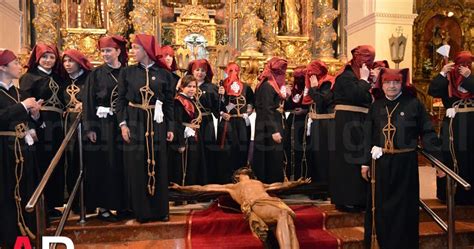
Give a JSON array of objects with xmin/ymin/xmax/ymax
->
[
  {"xmin": 446, "ymin": 108, "xmax": 456, "ymax": 118},
  {"xmin": 184, "ymin": 127, "xmax": 196, "ymax": 138},
  {"xmin": 96, "ymin": 106, "xmax": 113, "ymax": 118},
  {"xmin": 25, "ymin": 129, "xmax": 35, "ymax": 146},
  {"xmin": 154, "ymin": 100, "xmax": 164, "ymax": 123},
  {"xmin": 306, "ymin": 118, "xmax": 313, "ymax": 136},
  {"xmin": 371, "ymin": 146, "xmax": 383, "ymax": 160},
  {"xmin": 242, "ymin": 113, "xmax": 250, "ymax": 126}
]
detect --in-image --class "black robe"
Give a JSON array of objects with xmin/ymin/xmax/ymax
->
[
  {"xmin": 283, "ymin": 93, "xmax": 309, "ymax": 180},
  {"xmin": 63, "ymin": 71, "xmax": 89, "ymax": 210},
  {"xmin": 330, "ymin": 66, "xmax": 371, "ymax": 207},
  {"xmin": 363, "ymin": 93, "xmax": 441, "ymax": 249},
  {"xmin": 82, "ymin": 64, "xmax": 126, "ymax": 211},
  {"xmin": 196, "ymin": 81, "xmax": 219, "ymax": 183},
  {"xmin": 0, "ymin": 85, "xmax": 39, "ymax": 247},
  {"xmin": 428, "ymin": 74, "xmax": 474, "ymax": 204},
  {"xmin": 116, "ymin": 63, "xmax": 175, "ymax": 222},
  {"xmin": 20, "ymin": 68, "xmax": 66, "ymax": 209},
  {"xmin": 169, "ymin": 94, "xmax": 207, "ymax": 186},
  {"xmin": 307, "ymin": 81, "xmax": 335, "ymax": 189},
  {"xmin": 252, "ymin": 80, "xmax": 286, "ymax": 183},
  {"xmin": 216, "ymin": 83, "xmax": 254, "ymax": 183}
]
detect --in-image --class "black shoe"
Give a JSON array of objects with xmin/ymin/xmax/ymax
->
[
  {"xmin": 335, "ymin": 205, "xmax": 365, "ymax": 213},
  {"xmin": 116, "ymin": 210, "xmax": 134, "ymax": 220},
  {"xmin": 48, "ymin": 208, "xmax": 63, "ymax": 219},
  {"xmin": 97, "ymin": 210, "xmax": 118, "ymax": 222},
  {"xmin": 157, "ymin": 215, "xmax": 169, "ymax": 222}
]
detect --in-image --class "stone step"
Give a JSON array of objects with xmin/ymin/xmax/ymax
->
[{"xmin": 328, "ymin": 219, "xmax": 474, "ymax": 249}]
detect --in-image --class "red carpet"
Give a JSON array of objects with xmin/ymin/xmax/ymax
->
[{"xmin": 186, "ymin": 203, "xmax": 340, "ymax": 249}]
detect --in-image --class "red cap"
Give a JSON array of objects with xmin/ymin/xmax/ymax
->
[
  {"xmin": 302, "ymin": 60, "xmax": 334, "ymax": 104},
  {"xmin": 157, "ymin": 45, "xmax": 178, "ymax": 71},
  {"xmin": 0, "ymin": 49, "xmax": 17, "ymax": 66},
  {"xmin": 372, "ymin": 68, "xmax": 414, "ymax": 99},
  {"xmin": 256, "ymin": 57, "xmax": 288, "ymax": 99},
  {"xmin": 449, "ymin": 51, "xmax": 474, "ymax": 99},
  {"xmin": 223, "ymin": 62, "xmax": 243, "ymax": 96},
  {"xmin": 187, "ymin": 59, "xmax": 214, "ymax": 82},
  {"xmin": 63, "ymin": 49, "xmax": 93, "ymax": 71},
  {"xmin": 26, "ymin": 43, "xmax": 61, "ymax": 73},
  {"xmin": 98, "ymin": 35, "xmax": 128, "ymax": 66},
  {"xmin": 349, "ymin": 45, "xmax": 375, "ymax": 79},
  {"xmin": 133, "ymin": 34, "xmax": 168, "ymax": 68}
]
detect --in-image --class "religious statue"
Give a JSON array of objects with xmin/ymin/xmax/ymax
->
[
  {"xmin": 33, "ymin": 0, "xmax": 60, "ymax": 44},
  {"xmin": 107, "ymin": 0, "xmax": 128, "ymax": 35},
  {"xmin": 171, "ymin": 167, "xmax": 311, "ymax": 249},
  {"xmin": 239, "ymin": 1, "xmax": 264, "ymax": 55},
  {"xmin": 279, "ymin": 0, "xmax": 301, "ymax": 35}
]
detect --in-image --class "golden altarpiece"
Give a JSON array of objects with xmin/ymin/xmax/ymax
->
[
  {"xmin": 20, "ymin": 0, "xmax": 347, "ymax": 86},
  {"xmin": 412, "ymin": 0, "xmax": 474, "ymax": 130}
]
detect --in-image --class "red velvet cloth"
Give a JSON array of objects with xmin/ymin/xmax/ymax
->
[
  {"xmin": 0, "ymin": 49, "xmax": 17, "ymax": 66},
  {"xmin": 187, "ymin": 202, "xmax": 339, "ymax": 249},
  {"xmin": 176, "ymin": 93, "xmax": 195, "ymax": 118},
  {"xmin": 449, "ymin": 51, "xmax": 474, "ymax": 99},
  {"xmin": 224, "ymin": 62, "xmax": 243, "ymax": 96},
  {"xmin": 63, "ymin": 49, "xmax": 93, "ymax": 71}
]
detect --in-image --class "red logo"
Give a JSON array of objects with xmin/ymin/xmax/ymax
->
[{"xmin": 14, "ymin": 236, "xmax": 32, "ymax": 249}]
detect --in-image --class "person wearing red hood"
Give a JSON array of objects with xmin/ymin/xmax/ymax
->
[
  {"xmin": 82, "ymin": 35, "xmax": 129, "ymax": 221},
  {"xmin": 61, "ymin": 49, "xmax": 94, "ymax": 214},
  {"xmin": 363, "ymin": 68, "xmax": 441, "ymax": 249},
  {"xmin": 283, "ymin": 66, "xmax": 310, "ymax": 181},
  {"xmin": 253, "ymin": 57, "xmax": 289, "ymax": 183},
  {"xmin": 330, "ymin": 45, "xmax": 375, "ymax": 212},
  {"xmin": 186, "ymin": 59, "xmax": 220, "ymax": 182},
  {"xmin": 303, "ymin": 60, "xmax": 335, "ymax": 199},
  {"xmin": 216, "ymin": 62, "xmax": 255, "ymax": 183},
  {"xmin": 116, "ymin": 34, "xmax": 175, "ymax": 222},
  {"xmin": 429, "ymin": 50, "xmax": 474, "ymax": 205},
  {"xmin": 19, "ymin": 43, "xmax": 66, "ymax": 218},
  {"xmin": 0, "ymin": 49, "xmax": 42, "ymax": 247},
  {"xmin": 158, "ymin": 45, "xmax": 180, "ymax": 93}
]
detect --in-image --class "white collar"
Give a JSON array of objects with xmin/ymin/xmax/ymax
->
[
  {"xmin": 198, "ymin": 81, "xmax": 204, "ymax": 86},
  {"xmin": 385, "ymin": 91, "xmax": 402, "ymax": 101},
  {"xmin": 179, "ymin": 92, "xmax": 194, "ymax": 99},
  {"xmin": 37, "ymin": 65, "xmax": 52, "ymax": 75},
  {"xmin": 69, "ymin": 69, "xmax": 84, "ymax": 80},
  {"xmin": 0, "ymin": 80, "xmax": 13, "ymax": 90},
  {"xmin": 140, "ymin": 61, "xmax": 155, "ymax": 69}
]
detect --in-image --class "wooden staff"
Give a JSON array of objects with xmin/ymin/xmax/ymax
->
[{"xmin": 371, "ymin": 158, "xmax": 380, "ymax": 249}]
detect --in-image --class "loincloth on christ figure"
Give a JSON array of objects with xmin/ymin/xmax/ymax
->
[{"xmin": 241, "ymin": 196, "xmax": 295, "ymax": 241}]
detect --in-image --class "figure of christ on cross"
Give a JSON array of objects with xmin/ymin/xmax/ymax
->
[{"xmin": 170, "ymin": 167, "xmax": 311, "ymax": 249}]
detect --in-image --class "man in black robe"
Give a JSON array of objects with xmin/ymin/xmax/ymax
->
[
  {"xmin": 428, "ymin": 51, "xmax": 474, "ymax": 205},
  {"xmin": 116, "ymin": 34, "xmax": 174, "ymax": 222},
  {"xmin": 253, "ymin": 57, "xmax": 289, "ymax": 183},
  {"xmin": 216, "ymin": 62, "xmax": 254, "ymax": 183},
  {"xmin": 330, "ymin": 45, "xmax": 375, "ymax": 212},
  {"xmin": 362, "ymin": 68, "xmax": 440, "ymax": 249},
  {"xmin": 0, "ymin": 49, "xmax": 42, "ymax": 247},
  {"xmin": 83, "ymin": 35, "xmax": 128, "ymax": 221}
]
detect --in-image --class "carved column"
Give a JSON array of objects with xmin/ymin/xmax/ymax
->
[
  {"xmin": 313, "ymin": 0, "xmax": 338, "ymax": 59},
  {"xmin": 260, "ymin": 0, "xmax": 279, "ymax": 55},
  {"xmin": 107, "ymin": 0, "xmax": 128, "ymax": 35},
  {"xmin": 129, "ymin": 0, "xmax": 158, "ymax": 35},
  {"xmin": 32, "ymin": 0, "xmax": 60, "ymax": 44}
]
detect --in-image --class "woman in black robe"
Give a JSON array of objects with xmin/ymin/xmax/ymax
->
[
  {"xmin": 428, "ymin": 51, "xmax": 474, "ymax": 205},
  {"xmin": 304, "ymin": 60, "xmax": 335, "ymax": 195},
  {"xmin": 19, "ymin": 43, "xmax": 66, "ymax": 217},
  {"xmin": 330, "ymin": 45, "xmax": 374, "ymax": 212},
  {"xmin": 158, "ymin": 45, "xmax": 180, "ymax": 94},
  {"xmin": 171, "ymin": 75, "xmax": 207, "ymax": 186},
  {"xmin": 284, "ymin": 67, "xmax": 310, "ymax": 180},
  {"xmin": 216, "ymin": 62, "xmax": 254, "ymax": 183},
  {"xmin": 187, "ymin": 59, "xmax": 219, "ymax": 183},
  {"xmin": 0, "ymin": 49, "xmax": 42, "ymax": 247},
  {"xmin": 363, "ymin": 68, "xmax": 441, "ymax": 249},
  {"xmin": 82, "ymin": 35, "xmax": 128, "ymax": 220},
  {"xmin": 252, "ymin": 57, "xmax": 288, "ymax": 183},
  {"xmin": 116, "ymin": 34, "xmax": 175, "ymax": 222},
  {"xmin": 61, "ymin": 49, "xmax": 92, "ymax": 213}
]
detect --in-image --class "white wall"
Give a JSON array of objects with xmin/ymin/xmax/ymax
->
[
  {"xmin": 346, "ymin": 0, "xmax": 417, "ymax": 71},
  {"xmin": 0, "ymin": 0, "xmax": 21, "ymax": 52}
]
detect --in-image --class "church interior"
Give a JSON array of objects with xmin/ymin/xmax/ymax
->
[{"xmin": 1, "ymin": 0, "xmax": 474, "ymax": 248}]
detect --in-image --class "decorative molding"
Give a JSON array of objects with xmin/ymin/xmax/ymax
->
[
  {"xmin": 345, "ymin": 12, "xmax": 418, "ymax": 36},
  {"xmin": 0, "ymin": 0, "xmax": 22, "ymax": 20}
]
